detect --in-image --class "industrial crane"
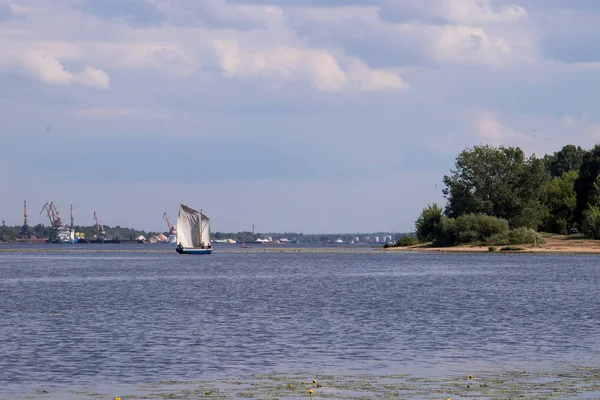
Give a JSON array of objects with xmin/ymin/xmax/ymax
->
[
  {"xmin": 93, "ymin": 211, "xmax": 106, "ymax": 237},
  {"xmin": 21, "ymin": 200, "xmax": 30, "ymax": 236},
  {"xmin": 51, "ymin": 203, "xmax": 63, "ymax": 227},
  {"xmin": 163, "ymin": 212, "xmax": 173, "ymax": 231},
  {"xmin": 39, "ymin": 202, "xmax": 55, "ymax": 226},
  {"xmin": 39, "ymin": 202, "xmax": 64, "ymax": 227}
]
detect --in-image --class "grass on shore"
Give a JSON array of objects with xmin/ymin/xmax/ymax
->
[{"xmin": 19, "ymin": 366, "xmax": 600, "ymax": 399}]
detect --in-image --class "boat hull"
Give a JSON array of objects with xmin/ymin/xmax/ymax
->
[{"xmin": 176, "ymin": 247, "xmax": 212, "ymax": 255}]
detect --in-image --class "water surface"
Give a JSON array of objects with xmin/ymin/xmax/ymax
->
[{"xmin": 1, "ymin": 245, "xmax": 599, "ymax": 397}]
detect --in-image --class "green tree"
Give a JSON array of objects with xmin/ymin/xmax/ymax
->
[
  {"xmin": 575, "ymin": 144, "xmax": 600, "ymax": 224},
  {"xmin": 541, "ymin": 170, "xmax": 577, "ymax": 234},
  {"xmin": 415, "ymin": 203, "xmax": 444, "ymax": 242},
  {"xmin": 0, "ymin": 225, "xmax": 16, "ymax": 242},
  {"xmin": 544, "ymin": 144, "xmax": 588, "ymax": 178},
  {"xmin": 443, "ymin": 145, "xmax": 549, "ymax": 229}
]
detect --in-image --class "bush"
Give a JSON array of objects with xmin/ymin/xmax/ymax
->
[
  {"xmin": 432, "ymin": 216, "xmax": 457, "ymax": 247},
  {"xmin": 430, "ymin": 214, "xmax": 509, "ymax": 247},
  {"xmin": 454, "ymin": 214, "xmax": 509, "ymax": 243},
  {"xmin": 510, "ymin": 227, "xmax": 545, "ymax": 245},
  {"xmin": 488, "ymin": 246, "xmax": 497, "ymax": 252},
  {"xmin": 396, "ymin": 235, "xmax": 419, "ymax": 247},
  {"xmin": 582, "ymin": 207, "xmax": 600, "ymax": 239},
  {"xmin": 486, "ymin": 227, "xmax": 545, "ymax": 246},
  {"xmin": 425, "ymin": 212, "xmax": 543, "ymax": 248},
  {"xmin": 500, "ymin": 246, "xmax": 525, "ymax": 251},
  {"xmin": 486, "ymin": 232, "xmax": 509, "ymax": 246}
]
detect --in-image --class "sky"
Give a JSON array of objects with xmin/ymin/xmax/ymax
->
[{"xmin": 1, "ymin": 0, "xmax": 600, "ymax": 234}]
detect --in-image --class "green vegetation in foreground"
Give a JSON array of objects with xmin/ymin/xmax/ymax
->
[
  {"xmin": 19, "ymin": 366, "xmax": 600, "ymax": 399},
  {"xmin": 391, "ymin": 144, "xmax": 600, "ymax": 248}
]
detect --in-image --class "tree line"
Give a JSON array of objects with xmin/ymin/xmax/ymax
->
[
  {"xmin": 412, "ymin": 144, "xmax": 600, "ymax": 247},
  {"xmin": 213, "ymin": 231, "xmax": 398, "ymax": 243},
  {"xmin": 0, "ymin": 223, "xmax": 163, "ymax": 242},
  {"xmin": 1, "ymin": 222, "xmax": 400, "ymax": 244}
]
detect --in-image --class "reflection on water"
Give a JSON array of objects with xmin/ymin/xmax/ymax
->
[{"xmin": 1, "ymin": 247, "xmax": 600, "ymax": 397}]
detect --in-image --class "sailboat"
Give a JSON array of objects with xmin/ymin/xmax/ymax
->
[{"xmin": 175, "ymin": 204, "xmax": 212, "ymax": 255}]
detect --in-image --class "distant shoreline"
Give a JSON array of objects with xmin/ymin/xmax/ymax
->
[{"xmin": 384, "ymin": 235, "xmax": 600, "ymax": 254}]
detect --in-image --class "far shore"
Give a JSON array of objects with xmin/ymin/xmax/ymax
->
[{"xmin": 385, "ymin": 234, "xmax": 600, "ymax": 254}]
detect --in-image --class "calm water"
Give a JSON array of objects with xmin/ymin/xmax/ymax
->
[{"xmin": 1, "ymin": 245, "xmax": 600, "ymax": 397}]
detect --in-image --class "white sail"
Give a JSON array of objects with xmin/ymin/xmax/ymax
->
[
  {"xmin": 177, "ymin": 204, "xmax": 201, "ymax": 248},
  {"xmin": 200, "ymin": 213, "xmax": 211, "ymax": 246},
  {"xmin": 177, "ymin": 204, "xmax": 211, "ymax": 248}
]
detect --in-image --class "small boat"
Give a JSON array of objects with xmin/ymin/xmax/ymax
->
[{"xmin": 175, "ymin": 204, "xmax": 212, "ymax": 255}]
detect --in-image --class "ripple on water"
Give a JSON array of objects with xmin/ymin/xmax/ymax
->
[{"xmin": 1, "ymin": 248, "xmax": 600, "ymax": 396}]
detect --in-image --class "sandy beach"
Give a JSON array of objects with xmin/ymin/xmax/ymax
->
[{"xmin": 386, "ymin": 235, "xmax": 600, "ymax": 254}]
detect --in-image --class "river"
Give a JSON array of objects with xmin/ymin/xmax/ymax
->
[{"xmin": 1, "ymin": 244, "xmax": 599, "ymax": 399}]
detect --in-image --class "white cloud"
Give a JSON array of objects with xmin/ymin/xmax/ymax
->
[
  {"xmin": 77, "ymin": 65, "xmax": 110, "ymax": 89},
  {"xmin": 346, "ymin": 59, "xmax": 407, "ymax": 91},
  {"xmin": 433, "ymin": 25, "xmax": 513, "ymax": 66},
  {"xmin": 21, "ymin": 54, "xmax": 110, "ymax": 88},
  {"xmin": 381, "ymin": 0, "xmax": 527, "ymax": 25},
  {"xmin": 213, "ymin": 39, "xmax": 405, "ymax": 92},
  {"xmin": 0, "ymin": 0, "xmax": 403, "ymax": 92},
  {"xmin": 0, "ymin": 36, "xmax": 110, "ymax": 88},
  {"xmin": 82, "ymin": 40, "xmax": 201, "ymax": 76},
  {"xmin": 430, "ymin": 0, "xmax": 527, "ymax": 25},
  {"xmin": 284, "ymin": 1, "xmax": 537, "ymax": 68},
  {"xmin": 477, "ymin": 113, "xmax": 533, "ymax": 146},
  {"xmin": 165, "ymin": 0, "xmax": 285, "ymax": 28},
  {"xmin": 1, "ymin": 0, "xmax": 600, "ymax": 232},
  {"xmin": 22, "ymin": 52, "xmax": 75, "ymax": 85}
]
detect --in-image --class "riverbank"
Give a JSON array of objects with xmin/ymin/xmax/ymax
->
[
  {"xmin": 385, "ymin": 234, "xmax": 600, "ymax": 254},
  {"xmin": 12, "ymin": 367, "xmax": 600, "ymax": 399}
]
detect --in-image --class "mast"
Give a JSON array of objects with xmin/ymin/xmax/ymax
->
[
  {"xmin": 70, "ymin": 205, "xmax": 74, "ymax": 230},
  {"xmin": 93, "ymin": 211, "xmax": 105, "ymax": 236},
  {"xmin": 21, "ymin": 200, "xmax": 30, "ymax": 236}
]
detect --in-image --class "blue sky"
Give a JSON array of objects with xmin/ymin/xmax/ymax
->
[{"xmin": 1, "ymin": 0, "xmax": 600, "ymax": 233}]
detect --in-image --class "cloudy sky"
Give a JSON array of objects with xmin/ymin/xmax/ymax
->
[{"xmin": 1, "ymin": 0, "xmax": 600, "ymax": 233}]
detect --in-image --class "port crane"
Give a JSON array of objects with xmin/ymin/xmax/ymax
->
[
  {"xmin": 163, "ymin": 212, "xmax": 174, "ymax": 232},
  {"xmin": 52, "ymin": 203, "xmax": 63, "ymax": 227},
  {"xmin": 39, "ymin": 202, "xmax": 64, "ymax": 228},
  {"xmin": 93, "ymin": 211, "xmax": 106, "ymax": 237},
  {"xmin": 21, "ymin": 200, "xmax": 30, "ymax": 236},
  {"xmin": 39, "ymin": 202, "xmax": 52, "ymax": 225},
  {"xmin": 39, "ymin": 202, "xmax": 63, "ymax": 228}
]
